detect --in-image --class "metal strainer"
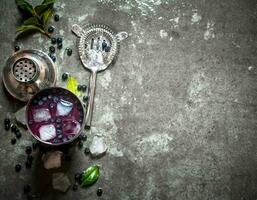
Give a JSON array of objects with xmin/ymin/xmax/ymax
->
[
  {"xmin": 72, "ymin": 24, "xmax": 128, "ymax": 128},
  {"xmin": 2, "ymin": 49, "xmax": 57, "ymax": 102}
]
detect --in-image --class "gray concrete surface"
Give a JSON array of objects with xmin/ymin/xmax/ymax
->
[{"xmin": 0, "ymin": 0, "xmax": 257, "ymax": 199}]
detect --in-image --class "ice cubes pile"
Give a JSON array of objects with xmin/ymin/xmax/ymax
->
[{"xmin": 39, "ymin": 124, "xmax": 56, "ymax": 141}]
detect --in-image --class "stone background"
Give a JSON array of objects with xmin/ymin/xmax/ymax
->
[{"xmin": 0, "ymin": 0, "xmax": 257, "ymax": 199}]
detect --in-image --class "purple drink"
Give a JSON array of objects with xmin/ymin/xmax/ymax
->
[{"xmin": 26, "ymin": 87, "xmax": 85, "ymax": 145}]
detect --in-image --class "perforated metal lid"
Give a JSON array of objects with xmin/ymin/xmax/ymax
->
[{"xmin": 12, "ymin": 58, "xmax": 39, "ymax": 82}]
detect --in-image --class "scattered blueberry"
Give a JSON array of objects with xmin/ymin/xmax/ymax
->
[
  {"xmin": 32, "ymin": 142, "xmax": 38, "ymax": 150},
  {"xmin": 57, "ymin": 37, "xmax": 62, "ymax": 44},
  {"xmin": 48, "ymin": 54, "xmax": 56, "ymax": 62},
  {"xmin": 72, "ymin": 184, "xmax": 78, "ymax": 191},
  {"xmin": 82, "ymin": 85, "xmax": 87, "ymax": 92},
  {"xmin": 83, "ymin": 96, "xmax": 88, "ymax": 102},
  {"xmin": 4, "ymin": 118, "xmax": 10, "ymax": 125},
  {"xmin": 23, "ymin": 184, "xmax": 31, "ymax": 194},
  {"xmin": 54, "ymin": 14, "xmax": 60, "ymax": 21},
  {"xmin": 25, "ymin": 160, "xmax": 32, "ymax": 169},
  {"xmin": 84, "ymin": 147, "xmax": 90, "ymax": 155},
  {"xmin": 78, "ymin": 140, "xmax": 83, "ymax": 148},
  {"xmin": 75, "ymin": 173, "xmax": 81, "ymax": 181},
  {"xmin": 11, "ymin": 138, "xmax": 16, "ymax": 145},
  {"xmin": 11, "ymin": 124, "xmax": 17, "ymax": 132},
  {"xmin": 5, "ymin": 123, "xmax": 10, "ymax": 131},
  {"xmin": 26, "ymin": 146, "xmax": 32, "ymax": 154},
  {"xmin": 49, "ymin": 46, "xmax": 55, "ymax": 53},
  {"xmin": 66, "ymin": 48, "xmax": 72, "ymax": 56},
  {"xmin": 14, "ymin": 45, "xmax": 20, "ymax": 51},
  {"xmin": 77, "ymin": 85, "xmax": 82, "ymax": 91},
  {"xmin": 15, "ymin": 131, "xmax": 22, "ymax": 139},
  {"xmin": 57, "ymin": 42, "xmax": 63, "ymax": 49},
  {"xmin": 27, "ymin": 155, "xmax": 33, "ymax": 162},
  {"xmin": 48, "ymin": 26, "xmax": 54, "ymax": 33},
  {"xmin": 97, "ymin": 188, "xmax": 103, "ymax": 196},
  {"xmin": 51, "ymin": 37, "xmax": 57, "ymax": 44},
  {"xmin": 82, "ymin": 134, "xmax": 87, "ymax": 141},
  {"xmin": 15, "ymin": 164, "xmax": 22, "ymax": 172},
  {"xmin": 62, "ymin": 73, "xmax": 69, "ymax": 81}
]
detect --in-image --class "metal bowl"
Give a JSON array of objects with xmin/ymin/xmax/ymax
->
[
  {"xmin": 2, "ymin": 49, "xmax": 56, "ymax": 102},
  {"xmin": 25, "ymin": 87, "xmax": 85, "ymax": 146}
]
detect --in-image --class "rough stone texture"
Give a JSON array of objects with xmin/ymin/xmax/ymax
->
[
  {"xmin": 0, "ymin": 0, "xmax": 257, "ymax": 199},
  {"xmin": 52, "ymin": 173, "xmax": 71, "ymax": 192},
  {"xmin": 42, "ymin": 151, "xmax": 63, "ymax": 170}
]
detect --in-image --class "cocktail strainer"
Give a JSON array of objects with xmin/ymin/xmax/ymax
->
[
  {"xmin": 2, "ymin": 49, "xmax": 56, "ymax": 102},
  {"xmin": 72, "ymin": 24, "xmax": 128, "ymax": 128}
]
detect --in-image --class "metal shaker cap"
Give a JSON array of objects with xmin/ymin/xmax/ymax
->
[{"xmin": 2, "ymin": 49, "xmax": 57, "ymax": 102}]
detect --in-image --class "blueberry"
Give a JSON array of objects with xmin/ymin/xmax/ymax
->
[
  {"xmin": 49, "ymin": 103, "xmax": 55, "ymax": 109},
  {"xmin": 28, "ymin": 120, "xmax": 33, "ymax": 125},
  {"xmin": 25, "ymin": 160, "xmax": 32, "ymax": 169},
  {"xmin": 78, "ymin": 140, "xmax": 83, "ymax": 148},
  {"xmin": 49, "ymin": 54, "xmax": 56, "ymax": 62},
  {"xmin": 51, "ymin": 37, "xmax": 57, "ymax": 44},
  {"xmin": 14, "ymin": 45, "xmax": 20, "ymax": 51},
  {"xmin": 4, "ymin": 118, "xmax": 10, "ymax": 125},
  {"xmin": 57, "ymin": 37, "xmax": 62, "ymax": 44},
  {"xmin": 56, "ymin": 118, "xmax": 62, "ymax": 124},
  {"xmin": 32, "ymin": 142, "xmax": 39, "ymax": 150},
  {"xmin": 84, "ymin": 147, "xmax": 90, "ymax": 155},
  {"xmin": 57, "ymin": 43, "xmax": 63, "ymax": 49},
  {"xmin": 58, "ymin": 134, "xmax": 63, "ymax": 139},
  {"xmin": 48, "ymin": 26, "xmax": 54, "ymax": 33},
  {"xmin": 62, "ymin": 73, "xmax": 69, "ymax": 81},
  {"xmin": 11, "ymin": 138, "xmax": 16, "ymax": 145},
  {"xmin": 83, "ymin": 96, "xmax": 88, "ymax": 102},
  {"xmin": 72, "ymin": 184, "xmax": 78, "ymax": 191},
  {"xmin": 77, "ymin": 85, "xmax": 82, "ymax": 91},
  {"xmin": 23, "ymin": 184, "xmax": 31, "ymax": 194},
  {"xmin": 97, "ymin": 188, "xmax": 103, "ymax": 196},
  {"xmin": 74, "ymin": 173, "xmax": 81, "ymax": 181},
  {"xmin": 5, "ymin": 123, "xmax": 10, "ymax": 131},
  {"xmin": 66, "ymin": 48, "xmax": 72, "ymax": 56},
  {"xmin": 49, "ymin": 46, "xmax": 55, "ymax": 53},
  {"xmin": 26, "ymin": 146, "xmax": 32, "ymax": 154},
  {"xmin": 54, "ymin": 14, "xmax": 60, "ymax": 21},
  {"xmin": 82, "ymin": 85, "xmax": 87, "ymax": 92},
  {"xmin": 27, "ymin": 155, "xmax": 33, "ymax": 162},
  {"xmin": 38, "ymin": 100, "xmax": 43, "ymax": 106},
  {"xmin": 53, "ymin": 139, "xmax": 59, "ymax": 144},
  {"xmin": 82, "ymin": 134, "xmax": 87, "ymax": 141},
  {"xmin": 48, "ymin": 95, "xmax": 52, "ymax": 99},
  {"xmin": 15, "ymin": 164, "xmax": 21, "ymax": 172},
  {"xmin": 42, "ymin": 97, "xmax": 47, "ymax": 101},
  {"xmin": 11, "ymin": 124, "xmax": 16, "ymax": 132},
  {"xmin": 15, "ymin": 131, "xmax": 22, "ymax": 139}
]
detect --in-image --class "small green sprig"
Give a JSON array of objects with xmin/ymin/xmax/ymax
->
[{"xmin": 15, "ymin": 0, "xmax": 56, "ymax": 38}]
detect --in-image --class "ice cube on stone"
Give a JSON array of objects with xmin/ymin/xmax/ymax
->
[
  {"xmin": 42, "ymin": 151, "xmax": 63, "ymax": 169},
  {"xmin": 56, "ymin": 99, "xmax": 73, "ymax": 116},
  {"xmin": 39, "ymin": 124, "xmax": 56, "ymax": 141},
  {"xmin": 89, "ymin": 135, "xmax": 108, "ymax": 157},
  {"xmin": 33, "ymin": 108, "xmax": 51, "ymax": 122}
]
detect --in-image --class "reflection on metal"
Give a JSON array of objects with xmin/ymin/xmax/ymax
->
[
  {"xmin": 2, "ymin": 49, "xmax": 56, "ymax": 102},
  {"xmin": 72, "ymin": 24, "xmax": 128, "ymax": 128}
]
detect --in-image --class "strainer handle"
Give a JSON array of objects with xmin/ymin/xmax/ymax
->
[{"xmin": 85, "ymin": 71, "xmax": 97, "ymax": 128}]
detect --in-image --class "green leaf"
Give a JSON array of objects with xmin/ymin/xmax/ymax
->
[
  {"xmin": 34, "ymin": 4, "xmax": 48, "ymax": 15},
  {"xmin": 15, "ymin": 0, "xmax": 34, "ymax": 16},
  {"xmin": 42, "ymin": 0, "xmax": 56, "ymax": 6},
  {"xmin": 81, "ymin": 165, "xmax": 100, "ymax": 187},
  {"xmin": 16, "ymin": 25, "xmax": 45, "ymax": 36},
  {"xmin": 23, "ymin": 17, "xmax": 40, "ymax": 26},
  {"xmin": 41, "ymin": 8, "xmax": 53, "ymax": 25}
]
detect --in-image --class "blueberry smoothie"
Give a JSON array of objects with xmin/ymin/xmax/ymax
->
[{"xmin": 26, "ymin": 87, "xmax": 84, "ymax": 145}]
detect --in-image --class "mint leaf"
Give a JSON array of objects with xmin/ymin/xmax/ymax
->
[
  {"xmin": 41, "ymin": 8, "xmax": 53, "ymax": 25},
  {"xmin": 16, "ymin": 25, "xmax": 45, "ymax": 36},
  {"xmin": 23, "ymin": 17, "xmax": 40, "ymax": 26},
  {"xmin": 15, "ymin": 0, "xmax": 34, "ymax": 16},
  {"xmin": 81, "ymin": 165, "xmax": 100, "ymax": 187}
]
